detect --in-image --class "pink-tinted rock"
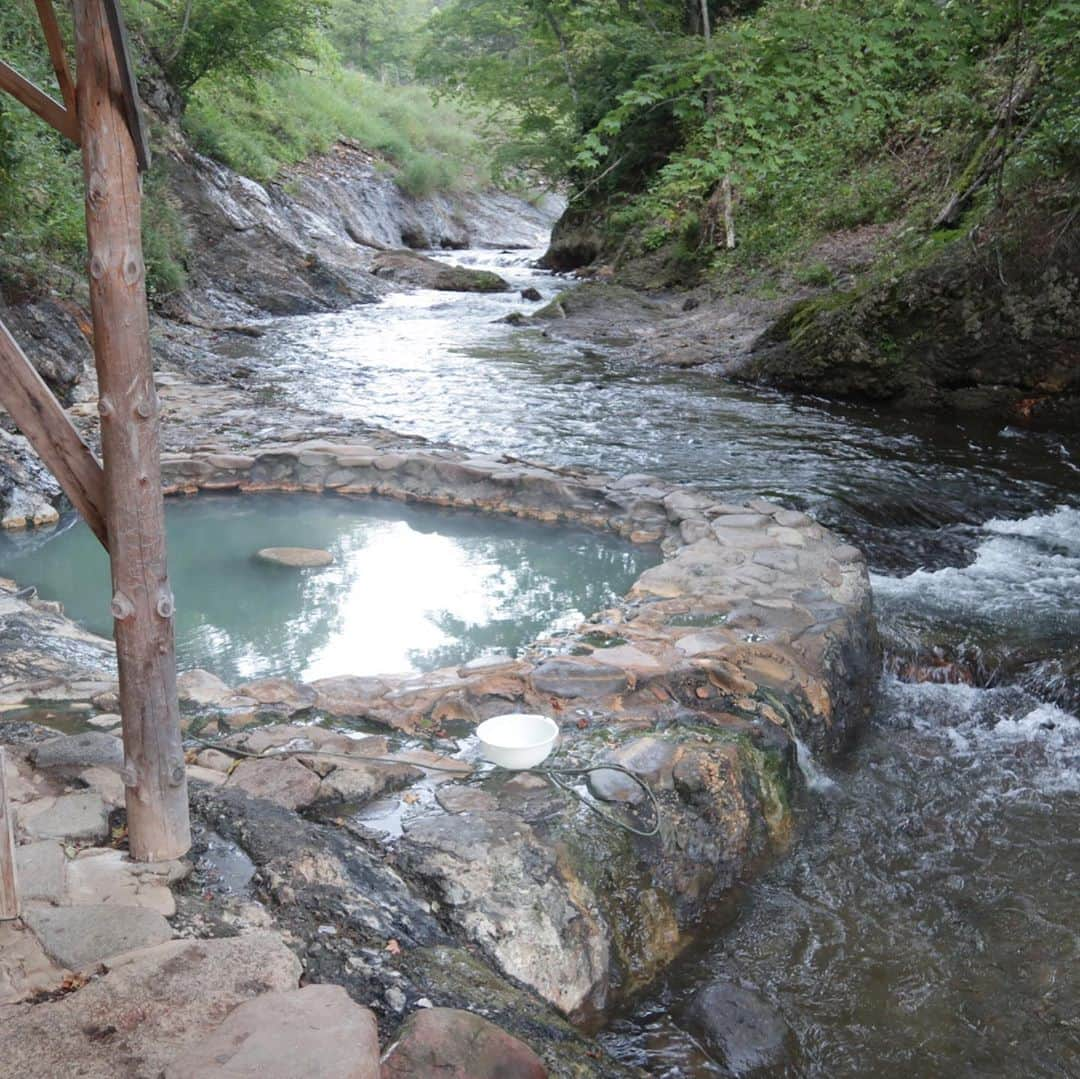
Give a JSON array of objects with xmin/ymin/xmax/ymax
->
[
  {"xmin": 381, "ymin": 1007, "xmax": 547, "ymax": 1078},
  {"xmin": 225, "ymin": 757, "xmax": 322, "ymax": 810},
  {"xmin": 165, "ymin": 984, "xmax": 379, "ymax": 1078}
]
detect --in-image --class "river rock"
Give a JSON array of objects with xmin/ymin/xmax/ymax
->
[
  {"xmin": 371, "ymin": 250, "xmax": 509, "ymax": 293},
  {"xmin": 22, "ymin": 902, "xmax": 174, "ymax": 971},
  {"xmin": 530, "ymin": 658, "xmax": 628, "ymax": 698},
  {"xmin": 17, "ymin": 790, "xmax": 109, "ymax": 843},
  {"xmin": 164, "ymin": 984, "xmax": 379, "ymax": 1079},
  {"xmin": 225, "ymin": 757, "xmax": 322, "ymax": 810},
  {"xmin": 315, "ymin": 759, "xmax": 420, "ymax": 804},
  {"xmin": 521, "ymin": 286, "xmax": 543, "ymax": 301},
  {"xmin": 588, "ymin": 736, "xmax": 679, "ymax": 805},
  {"xmin": 29, "ymin": 731, "xmax": 122, "ymax": 771},
  {"xmin": 381, "ymin": 1007, "xmax": 547, "ymax": 1079},
  {"xmin": 178, "ymin": 668, "xmax": 234, "ymax": 706},
  {"xmin": 236, "ymin": 677, "xmax": 317, "ymax": 713},
  {"xmin": 255, "ymin": 546, "xmax": 334, "ymax": 568},
  {"xmin": 683, "ymin": 979, "xmax": 795, "ymax": 1075},
  {"xmin": 0, "ymin": 932, "xmax": 302, "ymax": 1078}
]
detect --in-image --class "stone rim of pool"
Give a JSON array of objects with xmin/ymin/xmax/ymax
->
[{"xmin": 0, "ymin": 438, "xmax": 876, "ymax": 1024}]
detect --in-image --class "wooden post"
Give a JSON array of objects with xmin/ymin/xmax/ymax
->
[
  {"xmin": 0, "ymin": 748, "xmax": 19, "ymax": 920},
  {"xmin": 74, "ymin": 0, "xmax": 190, "ymax": 861}
]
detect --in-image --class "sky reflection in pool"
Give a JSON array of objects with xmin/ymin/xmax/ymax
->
[{"xmin": 0, "ymin": 493, "xmax": 654, "ymax": 684}]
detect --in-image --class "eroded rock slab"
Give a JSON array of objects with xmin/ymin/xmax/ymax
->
[
  {"xmin": 17, "ymin": 791, "xmax": 109, "ymax": 843},
  {"xmin": 164, "ymin": 984, "xmax": 379, "ymax": 1079},
  {"xmin": 0, "ymin": 932, "xmax": 302, "ymax": 1079},
  {"xmin": 22, "ymin": 902, "xmax": 174, "ymax": 971}
]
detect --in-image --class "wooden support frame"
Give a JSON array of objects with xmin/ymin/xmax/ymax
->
[
  {"xmin": 0, "ymin": 1, "xmax": 191, "ymax": 861},
  {"xmin": 102, "ymin": 0, "xmax": 150, "ymax": 173},
  {"xmin": 34, "ymin": 0, "xmax": 77, "ymax": 118},
  {"xmin": 0, "ymin": 57, "xmax": 79, "ymax": 144},
  {"xmin": 0, "ymin": 748, "xmax": 19, "ymax": 921},
  {"xmin": 0, "ymin": 321, "xmax": 108, "ymax": 547},
  {"xmin": 74, "ymin": 0, "xmax": 190, "ymax": 862}
]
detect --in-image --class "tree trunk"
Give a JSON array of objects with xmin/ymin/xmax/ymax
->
[{"xmin": 74, "ymin": 0, "xmax": 190, "ymax": 862}]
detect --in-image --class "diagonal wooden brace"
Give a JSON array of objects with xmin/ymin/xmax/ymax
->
[
  {"xmin": 34, "ymin": 0, "xmax": 78, "ymax": 118},
  {"xmin": 0, "ymin": 59, "xmax": 79, "ymax": 144},
  {"xmin": 0, "ymin": 318, "xmax": 108, "ymax": 548}
]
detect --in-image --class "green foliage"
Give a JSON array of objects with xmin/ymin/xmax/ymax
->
[
  {"xmin": 0, "ymin": 2, "xmax": 85, "ymax": 292},
  {"xmin": 418, "ymin": 0, "xmax": 680, "ymax": 180},
  {"xmin": 327, "ymin": 0, "xmax": 436, "ymax": 80},
  {"xmin": 127, "ymin": 0, "xmax": 329, "ymax": 91},
  {"xmin": 142, "ymin": 165, "xmax": 190, "ymax": 298},
  {"xmin": 184, "ymin": 68, "xmax": 484, "ymax": 188},
  {"xmin": 429, "ymin": 0, "xmax": 1079, "ymax": 278}
]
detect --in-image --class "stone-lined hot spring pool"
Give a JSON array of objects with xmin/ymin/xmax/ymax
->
[{"xmin": 0, "ymin": 492, "xmax": 656, "ymax": 684}]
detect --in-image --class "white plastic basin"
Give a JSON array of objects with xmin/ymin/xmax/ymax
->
[{"xmin": 476, "ymin": 713, "xmax": 559, "ymax": 770}]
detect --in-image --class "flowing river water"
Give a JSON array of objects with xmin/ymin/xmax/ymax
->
[
  {"xmin": 15, "ymin": 247, "xmax": 1079, "ymax": 1074},
  {"xmin": 235, "ymin": 248, "xmax": 1078, "ymax": 1076}
]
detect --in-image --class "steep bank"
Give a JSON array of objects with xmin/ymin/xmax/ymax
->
[
  {"xmin": 526, "ymin": 203, "xmax": 1080, "ymax": 425},
  {"xmin": 459, "ymin": 0, "xmax": 1080, "ymax": 424},
  {"xmin": 741, "ymin": 205, "xmax": 1080, "ymax": 421},
  {"xmin": 0, "ymin": 138, "xmax": 558, "ymax": 527}
]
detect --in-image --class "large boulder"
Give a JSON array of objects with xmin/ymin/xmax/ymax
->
[{"xmin": 371, "ymin": 251, "xmax": 509, "ymax": 293}]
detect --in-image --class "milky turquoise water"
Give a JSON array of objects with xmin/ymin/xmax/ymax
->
[{"xmin": 0, "ymin": 492, "xmax": 653, "ymax": 684}]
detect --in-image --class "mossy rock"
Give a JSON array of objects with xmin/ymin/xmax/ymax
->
[{"xmin": 742, "ymin": 209, "xmax": 1080, "ymax": 420}]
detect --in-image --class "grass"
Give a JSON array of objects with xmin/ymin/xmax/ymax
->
[{"xmin": 184, "ymin": 68, "xmax": 489, "ymax": 194}]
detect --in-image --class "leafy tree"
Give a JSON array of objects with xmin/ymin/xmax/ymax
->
[{"xmin": 136, "ymin": 0, "xmax": 329, "ymax": 92}]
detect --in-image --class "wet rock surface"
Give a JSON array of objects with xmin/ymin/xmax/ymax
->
[
  {"xmin": 371, "ymin": 250, "xmax": 510, "ymax": 293},
  {"xmin": 381, "ymin": 1007, "xmax": 548, "ymax": 1078},
  {"xmin": 682, "ymin": 979, "xmax": 796, "ymax": 1075}
]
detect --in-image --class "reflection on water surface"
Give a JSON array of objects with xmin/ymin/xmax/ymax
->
[{"xmin": 0, "ymin": 492, "xmax": 654, "ymax": 683}]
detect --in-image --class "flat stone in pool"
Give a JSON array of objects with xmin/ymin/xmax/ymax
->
[
  {"xmin": 0, "ymin": 493, "xmax": 655, "ymax": 686},
  {"xmin": 255, "ymin": 546, "xmax": 334, "ymax": 568}
]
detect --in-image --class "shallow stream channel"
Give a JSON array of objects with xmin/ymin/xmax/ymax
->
[{"xmin": 9, "ymin": 247, "xmax": 1080, "ymax": 1075}]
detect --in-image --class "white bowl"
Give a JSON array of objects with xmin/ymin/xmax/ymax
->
[{"xmin": 476, "ymin": 713, "xmax": 559, "ymax": 770}]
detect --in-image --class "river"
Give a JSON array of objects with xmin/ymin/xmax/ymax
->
[{"xmin": 233, "ymin": 247, "xmax": 1079, "ymax": 1076}]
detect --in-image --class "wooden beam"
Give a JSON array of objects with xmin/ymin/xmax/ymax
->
[
  {"xmin": 0, "ymin": 320, "xmax": 108, "ymax": 549},
  {"xmin": 102, "ymin": 0, "xmax": 150, "ymax": 173},
  {"xmin": 0, "ymin": 59, "xmax": 79, "ymax": 144},
  {"xmin": 0, "ymin": 747, "xmax": 19, "ymax": 921},
  {"xmin": 75, "ymin": 0, "xmax": 190, "ymax": 862},
  {"xmin": 34, "ymin": 0, "xmax": 78, "ymax": 118}
]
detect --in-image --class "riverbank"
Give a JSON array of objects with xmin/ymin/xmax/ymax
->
[{"xmin": 515, "ymin": 204, "xmax": 1080, "ymax": 428}]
